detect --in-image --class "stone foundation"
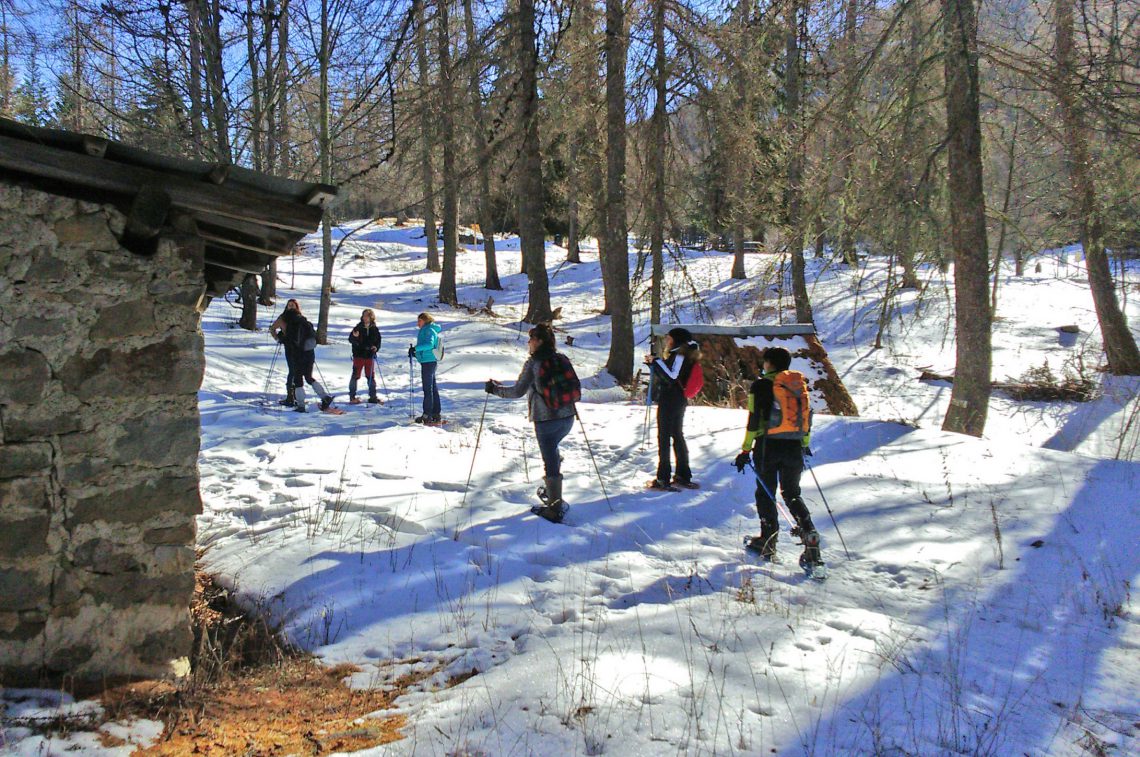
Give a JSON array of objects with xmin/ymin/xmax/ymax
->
[{"xmin": 0, "ymin": 183, "xmax": 206, "ymax": 686}]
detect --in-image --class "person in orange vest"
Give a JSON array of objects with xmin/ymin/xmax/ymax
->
[{"xmin": 734, "ymin": 346, "xmax": 820, "ymax": 565}]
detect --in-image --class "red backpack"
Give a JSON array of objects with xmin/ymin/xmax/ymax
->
[{"xmin": 682, "ymin": 361, "xmax": 704, "ymax": 399}]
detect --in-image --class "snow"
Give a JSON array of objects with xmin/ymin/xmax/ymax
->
[{"xmin": 3, "ymin": 224, "xmax": 1138, "ymax": 755}]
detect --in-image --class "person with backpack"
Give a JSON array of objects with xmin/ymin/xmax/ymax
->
[
  {"xmin": 269, "ymin": 299, "xmax": 303, "ymax": 407},
  {"xmin": 348, "ymin": 308, "xmax": 382, "ymax": 404},
  {"xmin": 644, "ymin": 327, "xmax": 702, "ymax": 490},
  {"xmin": 733, "ymin": 346, "xmax": 820, "ymax": 567},
  {"xmin": 408, "ymin": 312, "xmax": 442, "ymax": 423},
  {"xmin": 484, "ymin": 323, "xmax": 580, "ymax": 523},
  {"xmin": 274, "ymin": 304, "xmax": 334, "ymax": 414}
]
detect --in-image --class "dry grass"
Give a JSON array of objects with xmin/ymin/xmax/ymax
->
[{"xmin": 91, "ymin": 567, "xmax": 437, "ymax": 755}]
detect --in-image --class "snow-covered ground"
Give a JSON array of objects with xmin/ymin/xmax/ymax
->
[{"xmin": 4, "ymin": 223, "xmax": 1138, "ymax": 755}]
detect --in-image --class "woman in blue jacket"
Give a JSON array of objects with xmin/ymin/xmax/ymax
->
[{"xmin": 409, "ymin": 312, "xmax": 442, "ymax": 423}]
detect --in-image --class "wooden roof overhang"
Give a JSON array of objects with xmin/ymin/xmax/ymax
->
[{"xmin": 0, "ymin": 117, "xmax": 335, "ymax": 297}]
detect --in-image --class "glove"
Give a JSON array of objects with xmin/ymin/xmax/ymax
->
[
  {"xmin": 273, "ymin": 331, "xmax": 283, "ymax": 344},
  {"xmin": 407, "ymin": 345, "xmax": 415, "ymax": 359},
  {"xmin": 734, "ymin": 452, "xmax": 751, "ymax": 473},
  {"xmin": 484, "ymin": 380, "xmax": 497, "ymax": 394},
  {"xmin": 803, "ymin": 446, "xmax": 813, "ymax": 457}
]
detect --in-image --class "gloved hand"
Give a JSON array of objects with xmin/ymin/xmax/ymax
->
[
  {"xmin": 734, "ymin": 451, "xmax": 751, "ymax": 473},
  {"xmin": 407, "ymin": 345, "xmax": 415, "ymax": 359},
  {"xmin": 484, "ymin": 380, "xmax": 498, "ymax": 394},
  {"xmin": 803, "ymin": 446, "xmax": 813, "ymax": 457},
  {"xmin": 273, "ymin": 332, "xmax": 283, "ymax": 344}
]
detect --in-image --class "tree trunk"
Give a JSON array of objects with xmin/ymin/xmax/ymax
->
[
  {"xmin": 275, "ymin": 0, "xmax": 290, "ymax": 175},
  {"xmin": 202, "ymin": 0, "xmax": 231, "ymax": 161},
  {"xmin": 245, "ymin": 0, "xmax": 264, "ymax": 172},
  {"xmin": 731, "ymin": 220, "xmax": 745, "ymax": 280},
  {"xmin": 836, "ymin": 0, "xmax": 859, "ymax": 266},
  {"xmin": 414, "ymin": 0, "xmax": 440, "ymax": 273},
  {"xmin": 566, "ymin": 139, "xmax": 582, "ymax": 264},
  {"xmin": 785, "ymin": 0, "xmax": 812, "ymax": 324},
  {"xmin": 1054, "ymin": 0, "xmax": 1140, "ymax": 374},
  {"xmin": 436, "ymin": 0, "xmax": 458, "ymax": 305},
  {"xmin": 603, "ymin": 0, "xmax": 633, "ymax": 381},
  {"xmin": 648, "ymin": 0, "xmax": 666, "ymax": 324},
  {"xmin": 461, "ymin": 0, "xmax": 501, "ymax": 290},
  {"xmin": 238, "ymin": 273, "xmax": 259, "ymax": 330},
  {"xmin": 317, "ymin": 0, "xmax": 333, "ymax": 344},
  {"xmin": 518, "ymin": 0, "xmax": 552, "ymax": 323},
  {"xmin": 940, "ymin": 0, "xmax": 992, "ymax": 437},
  {"xmin": 991, "ymin": 110, "xmax": 1019, "ymax": 315},
  {"xmin": 186, "ymin": 0, "xmax": 205, "ymax": 153}
]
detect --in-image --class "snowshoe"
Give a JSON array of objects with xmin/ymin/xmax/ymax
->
[
  {"xmin": 744, "ymin": 533, "xmax": 778, "ymax": 560},
  {"xmin": 646, "ymin": 479, "xmax": 680, "ymax": 492},
  {"xmin": 368, "ymin": 396, "xmax": 382, "ymax": 404},
  {"xmin": 349, "ymin": 397, "xmax": 362, "ymax": 405},
  {"xmin": 672, "ymin": 480, "xmax": 700, "ymax": 490},
  {"xmin": 796, "ymin": 530, "xmax": 827, "ymax": 581},
  {"xmin": 530, "ymin": 501, "xmax": 569, "ymax": 524},
  {"xmin": 321, "ymin": 406, "xmax": 347, "ymax": 415}
]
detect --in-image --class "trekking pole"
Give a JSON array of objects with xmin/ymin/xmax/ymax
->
[
  {"xmin": 375, "ymin": 356, "xmax": 389, "ymax": 402},
  {"xmin": 805, "ymin": 459, "xmax": 851, "ymax": 559},
  {"xmin": 744, "ymin": 460, "xmax": 800, "ymax": 532},
  {"xmin": 642, "ymin": 368, "xmax": 654, "ymax": 448},
  {"xmin": 462, "ymin": 393, "xmax": 490, "ymax": 506},
  {"xmin": 408, "ymin": 346, "xmax": 415, "ymax": 419},
  {"xmin": 574, "ymin": 407, "xmax": 613, "ymax": 511},
  {"xmin": 264, "ymin": 341, "xmax": 281, "ymax": 396}
]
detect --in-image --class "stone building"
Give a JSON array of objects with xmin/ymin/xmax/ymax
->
[{"xmin": 0, "ymin": 117, "xmax": 333, "ymax": 686}]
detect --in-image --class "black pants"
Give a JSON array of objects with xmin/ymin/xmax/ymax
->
[
  {"xmin": 656, "ymin": 398, "xmax": 691, "ymax": 483},
  {"xmin": 753, "ymin": 441, "xmax": 811, "ymax": 527}
]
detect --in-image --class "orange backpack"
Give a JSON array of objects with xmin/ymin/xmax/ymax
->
[{"xmin": 766, "ymin": 370, "xmax": 811, "ymax": 439}]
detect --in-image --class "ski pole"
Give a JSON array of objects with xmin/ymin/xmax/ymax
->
[
  {"xmin": 642, "ymin": 367, "xmax": 654, "ymax": 448},
  {"xmin": 574, "ymin": 407, "xmax": 612, "ymax": 511},
  {"xmin": 375, "ymin": 356, "xmax": 389, "ymax": 401},
  {"xmin": 264, "ymin": 341, "xmax": 281, "ymax": 397},
  {"xmin": 462, "ymin": 393, "xmax": 490, "ymax": 506},
  {"xmin": 805, "ymin": 459, "xmax": 851, "ymax": 559},
  {"xmin": 408, "ymin": 345, "xmax": 415, "ymax": 419}
]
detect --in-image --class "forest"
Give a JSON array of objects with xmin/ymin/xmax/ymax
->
[{"xmin": 2, "ymin": 0, "xmax": 1138, "ymax": 438}]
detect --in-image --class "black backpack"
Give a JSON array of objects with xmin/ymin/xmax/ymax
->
[
  {"xmin": 536, "ymin": 353, "xmax": 581, "ymax": 409},
  {"xmin": 295, "ymin": 317, "xmax": 317, "ymax": 351}
]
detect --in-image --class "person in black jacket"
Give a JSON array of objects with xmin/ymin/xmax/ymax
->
[
  {"xmin": 269, "ymin": 299, "xmax": 302, "ymax": 406},
  {"xmin": 644, "ymin": 327, "xmax": 699, "ymax": 490},
  {"xmin": 348, "ymin": 308, "xmax": 382, "ymax": 404},
  {"xmin": 272, "ymin": 305, "xmax": 333, "ymax": 413},
  {"xmin": 733, "ymin": 346, "xmax": 819, "ymax": 563}
]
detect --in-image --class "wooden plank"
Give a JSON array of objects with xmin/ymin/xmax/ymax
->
[
  {"xmin": 198, "ymin": 230, "xmax": 287, "ymax": 259},
  {"xmin": 203, "ymin": 247, "xmax": 273, "ymax": 274},
  {"xmin": 0, "ymin": 134, "xmax": 323, "ymax": 234},
  {"xmin": 649, "ymin": 324, "xmax": 817, "ymax": 337}
]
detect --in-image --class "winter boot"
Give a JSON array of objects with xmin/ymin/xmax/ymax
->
[
  {"xmin": 746, "ymin": 519, "xmax": 779, "ymax": 559},
  {"xmin": 798, "ymin": 528, "xmax": 822, "ymax": 568},
  {"xmin": 349, "ymin": 394, "xmax": 361, "ymax": 405},
  {"xmin": 537, "ymin": 475, "xmax": 563, "ymax": 506},
  {"xmin": 368, "ymin": 393, "xmax": 381, "ymax": 404},
  {"xmin": 320, "ymin": 395, "xmax": 333, "ymax": 412},
  {"xmin": 278, "ymin": 387, "xmax": 296, "ymax": 407},
  {"xmin": 533, "ymin": 476, "xmax": 567, "ymax": 523}
]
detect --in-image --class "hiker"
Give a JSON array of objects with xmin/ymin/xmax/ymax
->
[
  {"xmin": 485, "ymin": 323, "xmax": 580, "ymax": 522},
  {"xmin": 408, "ymin": 312, "xmax": 442, "ymax": 423},
  {"xmin": 348, "ymin": 308, "xmax": 382, "ymax": 404},
  {"xmin": 733, "ymin": 346, "xmax": 820, "ymax": 563},
  {"xmin": 644, "ymin": 327, "xmax": 701, "ymax": 490},
  {"xmin": 274, "ymin": 304, "xmax": 334, "ymax": 413},
  {"xmin": 269, "ymin": 298, "xmax": 302, "ymax": 406}
]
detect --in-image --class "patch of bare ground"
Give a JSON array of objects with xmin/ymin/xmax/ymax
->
[{"xmin": 96, "ymin": 566, "xmax": 437, "ymax": 755}]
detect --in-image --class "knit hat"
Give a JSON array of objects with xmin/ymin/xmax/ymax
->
[{"xmin": 667, "ymin": 327, "xmax": 693, "ymax": 345}]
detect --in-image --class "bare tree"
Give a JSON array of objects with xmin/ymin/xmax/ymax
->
[
  {"xmin": 414, "ymin": 0, "xmax": 440, "ymax": 273},
  {"xmin": 517, "ymin": 0, "xmax": 552, "ymax": 323},
  {"xmin": 461, "ymin": 0, "xmax": 501, "ymax": 290},
  {"xmin": 941, "ymin": 0, "xmax": 992, "ymax": 437},
  {"xmin": 437, "ymin": 0, "xmax": 458, "ymax": 305},
  {"xmin": 1053, "ymin": 0, "xmax": 1140, "ymax": 374},
  {"xmin": 604, "ymin": 0, "xmax": 633, "ymax": 381},
  {"xmin": 785, "ymin": 0, "xmax": 812, "ymax": 324}
]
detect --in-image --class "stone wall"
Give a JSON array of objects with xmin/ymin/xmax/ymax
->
[{"xmin": 0, "ymin": 182, "xmax": 206, "ymax": 686}]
